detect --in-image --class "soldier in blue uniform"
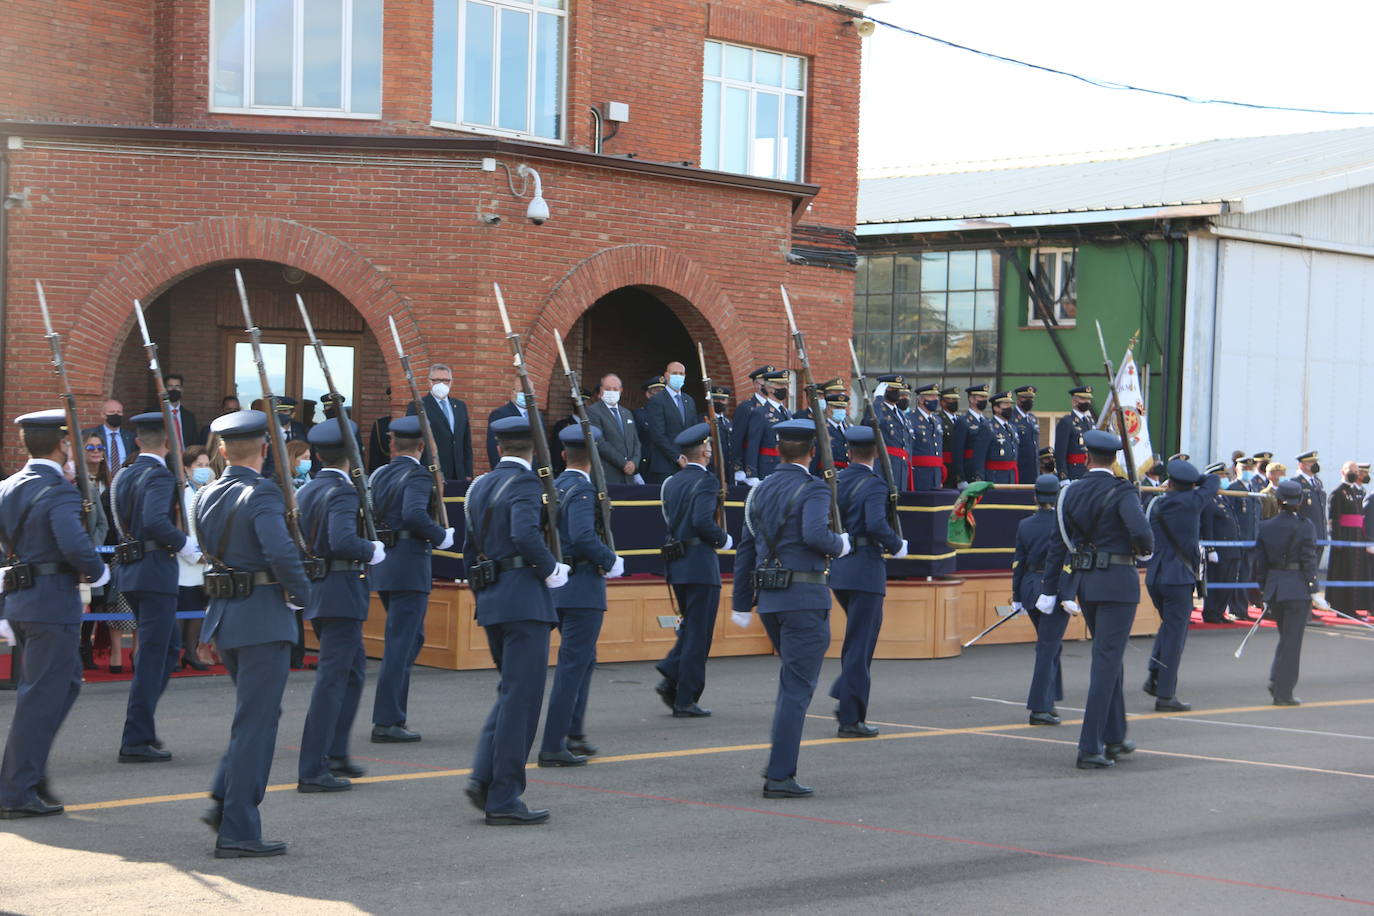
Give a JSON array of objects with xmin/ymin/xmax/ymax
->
[
  {"xmin": 368, "ymin": 416, "xmax": 455, "ymax": 743},
  {"xmin": 1143, "ymin": 459, "xmax": 1220, "ymax": 712},
  {"xmin": 828, "ymin": 426, "xmax": 905, "ymax": 738},
  {"xmin": 710, "ymin": 386, "xmax": 737, "ymax": 480},
  {"xmin": 0, "ymin": 410, "xmax": 108, "ymax": 819},
  {"xmin": 1249, "ymin": 452, "xmax": 1273, "ymax": 492},
  {"xmin": 1011, "ymin": 474, "xmax": 1064, "ymax": 726},
  {"xmin": 1291, "ymin": 450, "xmax": 1328, "ymax": 553},
  {"xmin": 1039, "ymin": 429, "xmax": 1153, "ymax": 769},
  {"xmin": 908, "ymin": 383, "xmax": 945, "ymax": 491},
  {"xmin": 939, "ymin": 387, "xmax": 961, "ymax": 487},
  {"xmin": 656, "ymin": 423, "xmax": 732, "ymax": 716},
  {"xmin": 1054, "ymin": 386, "xmax": 1095, "ymax": 480},
  {"xmin": 1038, "ymin": 446, "xmax": 1057, "ymax": 477},
  {"xmin": 464, "ymin": 416, "xmax": 567, "ymax": 825},
  {"xmin": 730, "ymin": 366, "xmax": 774, "ymax": 486},
  {"xmin": 951, "ymin": 384, "xmax": 989, "ymax": 487},
  {"xmin": 635, "ymin": 376, "xmax": 665, "ymax": 475},
  {"xmin": 1255, "ymin": 480, "xmax": 1321, "ymax": 705},
  {"xmin": 1228, "ymin": 459, "xmax": 1261, "ymax": 622},
  {"xmin": 538, "ymin": 425, "xmax": 623, "ymax": 767},
  {"xmin": 1200, "ymin": 462, "xmax": 1243, "ymax": 624},
  {"xmin": 296, "ymin": 421, "xmax": 386, "ymax": 792},
  {"xmin": 1012, "ymin": 385, "xmax": 1040, "ymax": 484},
  {"xmin": 113, "ymin": 412, "xmax": 199, "ymax": 763},
  {"xmin": 967, "ymin": 391, "xmax": 1020, "ymax": 484},
  {"xmin": 793, "ymin": 378, "xmax": 846, "ymax": 422},
  {"xmin": 732, "ymin": 420, "xmax": 848, "ymax": 798},
  {"xmin": 813, "ymin": 391, "xmax": 850, "ymax": 473},
  {"xmin": 197, "ymin": 410, "xmax": 313, "ymax": 857},
  {"xmin": 741, "ymin": 369, "xmax": 792, "ymax": 484},
  {"xmin": 869, "ymin": 374, "xmax": 912, "ymax": 491}
]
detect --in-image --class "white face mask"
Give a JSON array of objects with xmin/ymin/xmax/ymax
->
[
  {"xmin": 667, "ymin": 373, "xmax": 686, "ymax": 391},
  {"xmin": 430, "ymin": 382, "xmax": 450, "ymax": 401},
  {"xmin": 515, "ymin": 392, "xmax": 528, "ymax": 408},
  {"xmin": 601, "ymin": 390, "xmax": 621, "ymax": 406}
]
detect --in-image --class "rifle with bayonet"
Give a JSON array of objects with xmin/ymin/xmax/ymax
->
[
  {"xmin": 132, "ymin": 296, "xmax": 191, "ymax": 531},
  {"xmin": 233, "ymin": 268, "xmax": 309, "ymax": 553},
  {"xmin": 1095, "ymin": 320, "xmax": 1138, "ymax": 485},
  {"xmin": 780, "ymin": 285, "xmax": 844, "ymax": 533},
  {"xmin": 696, "ymin": 341, "xmax": 728, "ymax": 528},
  {"xmin": 386, "ymin": 315, "xmax": 449, "ymax": 528},
  {"xmin": 492, "ymin": 283, "xmax": 561, "ymax": 558},
  {"xmin": 35, "ymin": 281, "xmax": 96, "ymax": 532},
  {"xmin": 847, "ymin": 338, "xmax": 902, "ymax": 533},
  {"xmin": 298, "ymin": 294, "xmax": 378, "ymax": 541},
  {"xmin": 553, "ymin": 328, "xmax": 615, "ymax": 555}
]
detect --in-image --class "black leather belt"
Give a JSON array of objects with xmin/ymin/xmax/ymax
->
[
  {"xmin": 1028, "ymin": 565, "xmax": 1045, "ymax": 573},
  {"xmin": 789, "ymin": 570, "xmax": 829, "ymax": 585},
  {"xmin": 496, "ymin": 556, "xmax": 531, "ymax": 573},
  {"xmin": 325, "ymin": 559, "xmax": 366, "ymax": 573},
  {"xmin": 1273, "ymin": 562, "xmax": 1303, "ymax": 571}
]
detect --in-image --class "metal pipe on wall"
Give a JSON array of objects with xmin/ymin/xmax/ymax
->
[{"xmin": 0, "ymin": 144, "xmax": 10, "ymax": 459}]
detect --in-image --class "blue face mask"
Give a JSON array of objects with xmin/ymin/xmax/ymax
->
[
  {"xmin": 1241, "ymin": 470, "xmax": 1256, "ymax": 482},
  {"xmin": 830, "ymin": 407, "xmax": 847, "ymax": 422},
  {"xmin": 295, "ymin": 460, "xmax": 311, "ymax": 477},
  {"xmin": 190, "ymin": 466, "xmax": 213, "ymax": 487},
  {"xmin": 515, "ymin": 392, "xmax": 528, "ymax": 408},
  {"xmin": 667, "ymin": 373, "xmax": 686, "ymax": 391}
]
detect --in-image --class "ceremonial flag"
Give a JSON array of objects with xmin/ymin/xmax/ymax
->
[{"xmin": 1097, "ymin": 346, "xmax": 1154, "ymax": 474}]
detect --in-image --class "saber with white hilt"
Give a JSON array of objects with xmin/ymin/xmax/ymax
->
[
  {"xmin": 553, "ymin": 327, "xmax": 614, "ymax": 554},
  {"xmin": 781, "ymin": 285, "xmax": 843, "ymax": 533},
  {"xmin": 1234, "ymin": 604, "xmax": 1268, "ymax": 659},
  {"xmin": 36, "ymin": 281, "xmax": 96, "ymax": 532},
  {"xmin": 387, "ymin": 315, "xmax": 448, "ymax": 528},
  {"xmin": 133, "ymin": 297, "xmax": 190, "ymax": 531},
  {"xmin": 963, "ymin": 606, "xmax": 1026, "ymax": 648}
]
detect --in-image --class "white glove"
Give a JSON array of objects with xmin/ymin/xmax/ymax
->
[
  {"xmin": 604, "ymin": 556, "xmax": 625, "ymax": 579},
  {"xmin": 1011, "ymin": 601, "xmax": 1024, "ymax": 613},
  {"xmin": 731, "ymin": 611, "xmax": 753, "ymax": 629},
  {"xmin": 545, "ymin": 562, "xmax": 570, "ymax": 590},
  {"xmin": 1136, "ymin": 553, "xmax": 1153, "ymax": 563},
  {"xmin": 368, "ymin": 541, "xmax": 387, "ymax": 566},
  {"xmin": 1312, "ymin": 594, "xmax": 1331, "ymax": 611},
  {"xmin": 1035, "ymin": 594, "xmax": 1056, "ymax": 613},
  {"xmin": 437, "ymin": 528, "xmax": 455, "ymax": 551},
  {"xmin": 1062, "ymin": 600, "xmax": 1083, "ymax": 616},
  {"xmin": 891, "ymin": 539, "xmax": 909, "ymax": 559},
  {"xmin": 287, "ymin": 601, "xmax": 304, "ymax": 611},
  {"xmin": 0, "ymin": 619, "xmax": 13, "ymax": 646},
  {"xmin": 722, "ymin": 534, "xmax": 734, "ymax": 551},
  {"xmin": 1207, "ymin": 550, "xmax": 1220, "ymax": 563},
  {"xmin": 632, "ymin": 474, "xmax": 645, "ymax": 485},
  {"xmin": 0, "ymin": 568, "xmax": 8, "ymax": 596},
  {"xmin": 178, "ymin": 537, "xmax": 201, "ymax": 558},
  {"xmin": 837, "ymin": 532, "xmax": 852, "ymax": 558},
  {"xmin": 1367, "ymin": 546, "xmax": 1374, "ymax": 556},
  {"xmin": 90, "ymin": 566, "xmax": 111, "ymax": 589},
  {"xmin": 734, "ymin": 471, "xmax": 747, "ymax": 484},
  {"xmin": 745, "ymin": 477, "xmax": 761, "ymax": 488}
]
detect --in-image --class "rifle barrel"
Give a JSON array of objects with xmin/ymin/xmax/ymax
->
[
  {"xmin": 847, "ymin": 339, "xmax": 902, "ymax": 532},
  {"xmin": 696, "ymin": 341, "xmax": 728, "ymax": 527},
  {"xmin": 386, "ymin": 314, "xmax": 449, "ymax": 528},
  {"xmin": 554, "ymin": 328, "xmax": 614, "ymax": 553},
  {"xmin": 781, "ymin": 286, "xmax": 843, "ymax": 533},
  {"xmin": 36, "ymin": 281, "xmax": 97, "ymax": 531}
]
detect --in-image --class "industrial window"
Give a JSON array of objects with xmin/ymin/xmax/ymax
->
[
  {"xmin": 432, "ymin": 0, "xmax": 567, "ymax": 141},
  {"xmin": 701, "ymin": 40, "xmax": 806, "ymax": 181},
  {"xmin": 1027, "ymin": 247, "xmax": 1077, "ymax": 326},
  {"xmin": 210, "ymin": 0, "xmax": 383, "ymax": 117},
  {"xmin": 853, "ymin": 250, "xmax": 1000, "ymax": 391}
]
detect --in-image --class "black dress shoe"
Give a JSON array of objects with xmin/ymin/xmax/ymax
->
[
  {"xmin": 537, "ymin": 749, "xmax": 588, "ymax": 768},
  {"xmin": 34, "ymin": 779, "xmax": 61, "ymax": 806},
  {"xmin": 201, "ymin": 801, "xmax": 223, "ymax": 832},
  {"xmin": 654, "ymin": 679, "xmax": 677, "ymax": 711},
  {"xmin": 297, "ymin": 773, "xmax": 352, "ymax": 793},
  {"xmin": 763, "ymin": 777, "xmax": 814, "ymax": 799},
  {"xmin": 370, "ymin": 725, "xmax": 421, "ymax": 743},
  {"xmin": 182, "ymin": 656, "xmax": 210, "ymax": 671},
  {"xmin": 1155, "ymin": 696, "xmax": 1192, "ymax": 712},
  {"xmin": 1028, "ymin": 711, "xmax": 1062, "ymax": 726},
  {"xmin": 1105, "ymin": 740, "xmax": 1137, "ymax": 759},
  {"xmin": 1273, "ymin": 695, "xmax": 1302, "ymax": 706},
  {"xmin": 1142, "ymin": 672, "xmax": 1159, "ymax": 697},
  {"xmin": 107, "ymin": 665, "xmax": 123, "ymax": 675},
  {"xmin": 566, "ymin": 735, "xmax": 598, "ymax": 757},
  {"xmin": 328, "ymin": 756, "xmax": 366, "ymax": 778},
  {"xmin": 837, "ymin": 722, "xmax": 880, "ymax": 738},
  {"xmin": 0, "ymin": 798, "xmax": 64, "ymax": 819},
  {"xmin": 672, "ymin": 703, "xmax": 711, "ymax": 718},
  {"xmin": 463, "ymin": 779, "xmax": 488, "ymax": 813},
  {"xmin": 214, "ymin": 838, "xmax": 287, "ymax": 858},
  {"xmin": 1075, "ymin": 753, "xmax": 1115, "ymax": 769},
  {"xmin": 80, "ymin": 645, "xmax": 96, "ymax": 671},
  {"xmin": 119, "ymin": 744, "xmax": 172, "ymax": 763},
  {"xmin": 485, "ymin": 806, "xmax": 550, "ymax": 826}
]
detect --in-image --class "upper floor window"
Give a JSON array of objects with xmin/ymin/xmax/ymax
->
[
  {"xmin": 432, "ymin": 0, "xmax": 567, "ymax": 141},
  {"xmin": 211, "ymin": 0, "xmax": 383, "ymax": 117},
  {"xmin": 1028, "ymin": 247, "xmax": 1077, "ymax": 326},
  {"xmin": 701, "ymin": 40, "xmax": 806, "ymax": 181}
]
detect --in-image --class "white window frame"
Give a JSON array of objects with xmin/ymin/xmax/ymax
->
[
  {"xmin": 701, "ymin": 40, "xmax": 807, "ymax": 182},
  {"xmin": 209, "ymin": 0, "xmax": 383, "ymax": 119},
  {"xmin": 1027, "ymin": 247, "xmax": 1077, "ymax": 326},
  {"xmin": 431, "ymin": 0, "xmax": 569, "ymax": 143}
]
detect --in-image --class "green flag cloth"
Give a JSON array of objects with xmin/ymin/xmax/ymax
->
[{"xmin": 947, "ymin": 481, "xmax": 996, "ymax": 549}]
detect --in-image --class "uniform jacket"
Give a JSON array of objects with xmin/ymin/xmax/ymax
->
[
  {"xmin": 1253, "ymin": 511, "xmax": 1318, "ymax": 602},
  {"xmin": 1146, "ymin": 474, "xmax": 1221, "ymax": 588},
  {"xmin": 1011, "ymin": 509, "xmax": 1057, "ymax": 607},
  {"xmin": 967, "ymin": 417, "xmax": 1020, "ymax": 482},
  {"xmin": 367, "ymin": 416, "xmax": 391, "ymax": 471},
  {"xmin": 742, "ymin": 400, "xmax": 789, "ymax": 479},
  {"xmin": 1012, "ymin": 410, "xmax": 1040, "ymax": 484},
  {"xmin": 1292, "ymin": 473, "xmax": 1328, "ymax": 540},
  {"xmin": 196, "ymin": 466, "xmax": 312, "ymax": 650},
  {"xmin": 909, "ymin": 407, "xmax": 943, "ymax": 474},
  {"xmin": 1201, "ymin": 485, "xmax": 1243, "ymax": 562},
  {"xmin": 810, "ymin": 420, "xmax": 849, "ymax": 475},
  {"xmin": 1054, "ymin": 412, "xmax": 1093, "ymax": 478},
  {"xmin": 1042, "ymin": 470, "xmax": 1153, "ymax": 603},
  {"xmin": 870, "ymin": 400, "xmax": 911, "ymax": 490},
  {"xmin": 950, "ymin": 410, "xmax": 986, "ymax": 483},
  {"xmin": 730, "ymin": 396, "xmax": 763, "ymax": 477},
  {"xmin": 297, "ymin": 470, "xmax": 376, "ymax": 621},
  {"xmin": 111, "ymin": 453, "xmax": 187, "ymax": 595},
  {"xmin": 409, "ymin": 393, "xmax": 474, "ymax": 481},
  {"xmin": 714, "ymin": 414, "xmax": 736, "ymax": 478},
  {"xmin": 465, "ymin": 459, "xmax": 558, "ymax": 626},
  {"xmin": 661, "ymin": 463, "xmax": 728, "ymax": 586},
  {"xmin": 367, "ymin": 456, "xmax": 447, "ymax": 594},
  {"xmin": 552, "ymin": 469, "xmax": 617, "ymax": 610},
  {"xmin": 829, "ymin": 462, "xmax": 902, "ymax": 595},
  {"xmin": 485, "ymin": 401, "xmax": 525, "ymax": 471},
  {"xmin": 1229, "ymin": 478, "xmax": 1259, "ymax": 542},
  {"xmin": 586, "ymin": 398, "xmax": 640, "ymax": 484},
  {"xmin": 644, "ymin": 388, "xmax": 700, "ymax": 478},
  {"xmin": 0, "ymin": 461, "xmax": 105, "ymax": 624},
  {"xmin": 732, "ymin": 463, "xmax": 845, "ymax": 613}
]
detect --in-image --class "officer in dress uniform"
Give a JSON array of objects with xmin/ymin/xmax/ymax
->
[
  {"xmin": 731, "ymin": 420, "xmax": 849, "ymax": 798},
  {"xmin": 655, "ymin": 423, "xmax": 732, "ymax": 716},
  {"xmin": 1228, "ymin": 459, "xmax": 1261, "ymax": 620},
  {"xmin": 1054, "ymin": 386, "xmax": 1095, "ymax": 480},
  {"xmin": 1011, "ymin": 474, "xmax": 1064, "ymax": 726},
  {"xmin": 1038, "ymin": 446, "xmax": 1057, "ymax": 477},
  {"xmin": 1255, "ymin": 480, "xmax": 1321, "ymax": 705},
  {"xmin": 1143, "ymin": 459, "xmax": 1220, "ymax": 712},
  {"xmin": 951, "ymin": 384, "xmax": 989, "ymax": 486},
  {"xmin": 261, "ymin": 397, "xmax": 307, "ymax": 481},
  {"xmin": 967, "ymin": 392, "xmax": 1020, "ymax": 484},
  {"xmin": 537, "ymin": 425, "xmax": 624, "ymax": 767},
  {"xmin": 0, "ymin": 410, "xmax": 109, "ymax": 819},
  {"xmin": 1200, "ymin": 461, "xmax": 1244, "ymax": 623},
  {"xmin": 295, "ymin": 421, "xmax": 387, "ymax": 793},
  {"xmin": 710, "ymin": 386, "xmax": 737, "ymax": 481},
  {"xmin": 870, "ymin": 374, "xmax": 912, "ymax": 491},
  {"xmin": 730, "ymin": 366, "xmax": 774, "ymax": 487},
  {"xmin": 815, "ymin": 391, "xmax": 850, "ymax": 473},
  {"xmin": 1291, "ymin": 451, "xmax": 1328, "ymax": 551},
  {"xmin": 197, "ymin": 410, "xmax": 312, "ymax": 857},
  {"xmin": 1250, "ymin": 452, "xmax": 1273, "ymax": 492},
  {"xmin": 1012, "ymin": 385, "xmax": 1040, "ymax": 484},
  {"xmin": 792, "ymin": 378, "xmax": 841, "ymax": 421},
  {"xmin": 909, "ymin": 383, "xmax": 945, "ymax": 491},
  {"xmin": 828, "ymin": 425, "xmax": 906, "ymax": 738},
  {"xmin": 635, "ymin": 376, "xmax": 666, "ymax": 475},
  {"xmin": 741, "ymin": 370, "xmax": 792, "ymax": 484},
  {"xmin": 939, "ymin": 387, "xmax": 961, "ymax": 486},
  {"xmin": 1039, "ymin": 429, "xmax": 1153, "ymax": 769},
  {"xmin": 464, "ymin": 416, "xmax": 567, "ymax": 826},
  {"xmin": 114, "ymin": 412, "xmax": 199, "ymax": 763},
  {"xmin": 368, "ymin": 416, "xmax": 455, "ymax": 743}
]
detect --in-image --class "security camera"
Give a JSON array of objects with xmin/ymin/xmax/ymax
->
[
  {"xmin": 517, "ymin": 164, "xmax": 550, "ymax": 225},
  {"xmin": 849, "ymin": 17, "xmax": 876, "ymax": 37}
]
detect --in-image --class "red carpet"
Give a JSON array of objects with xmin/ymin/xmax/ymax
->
[
  {"xmin": 0, "ymin": 651, "xmax": 317, "ymax": 683},
  {"xmin": 1187, "ymin": 606, "xmax": 1370, "ymax": 630}
]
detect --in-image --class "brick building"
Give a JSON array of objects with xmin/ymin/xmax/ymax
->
[{"xmin": 0, "ymin": 0, "xmax": 878, "ymax": 468}]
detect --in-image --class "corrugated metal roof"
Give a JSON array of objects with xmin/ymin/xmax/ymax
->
[{"xmin": 858, "ymin": 126, "xmax": 1374, "ymax": 227}]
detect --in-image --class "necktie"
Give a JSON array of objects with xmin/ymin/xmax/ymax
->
[
  {"xmin": 108, "ymin": 429, "xmax": 121, "ymax": 468},
  {"xmin": 171, "ymin": 408, "xmax": 182, "ymax": 446},
  {"xmin": 440, "ymin": 397, "xmax": 454, "ymax": 431},
  {"xmin": 611, "ymin": 406, "xmax": 622, "ymax": 431},
  {"xmin": 676, "ymin": 392, "xmax": 686, "ymax": 422}
]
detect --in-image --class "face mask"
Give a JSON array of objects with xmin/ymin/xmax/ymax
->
[
  {"xmin": 830, "ymin": 407, "xmax": 847, "ymax": 422},
  {"xmin": 105, "ymin": 414, "xmax": 123, "ymax": 428},
  {"xmin": 191, "ymin": 466, "xmax": 213, "ymax": 486},
  {"xmin": 772, "ymin": 388, "xmax": 788, "ymax": 401},
  {"xmin": 668, "ymin": 374, "xmax": 686, "ymax": 391},
  {"xmin": 1346, "ymin": 473, "xmax": 1358, "ymax": 484},
  {"xmin": 1309, "ymin": 462, "xmax": 1321, "ymax": 474},
  {"xmin": 167, "ymin": 389, "xmax": 182, "ymax": 403},
  {"xmin": 1017, "ymin": 399, "xmax": 1033, "ymax": 412},
  {"xmin": 63, "ymin": 460, "xmax": 75, "ymax": 479},
  {"xmin": 431, "ymin": 382, "xmax": 450, "ymax": 401},
  {"xmin": 896, "ymin": 397, "xmax": 910, "ymax": 411},
  {"xmin": 1241, "ymin": 470, "xmax": 1256, "ymax": 482},
  {"xmin": 973, "ymin": 400, "xmax": 988, "ymax": 412},
  {"xmin": 295, "ymin": 460, "xmax": 311, "ymax": 477},
  {"xmin": 601, "ymin": 390, "xmax": 621, "ymax": 407},
  {"xmin": 999, "ymin": 407, "xmax": 1016, "ymax": 421},
  {"xmin": 515, "ymin": 393, "xmax": 528, "ymax": 408},
  {"xmin": 923, "ymin": 399, "xmax": 939, "ymax": 413}
]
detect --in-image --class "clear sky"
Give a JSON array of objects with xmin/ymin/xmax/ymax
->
[{"xmin": 858, "ymin": 0, "xmax": 1374, "ymax": 174}]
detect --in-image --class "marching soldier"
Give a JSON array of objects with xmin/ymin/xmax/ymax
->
[
  {"xmin": 731, "ymin": 420, "xmax": 849, "ymax": 798},
  {"xmin": 656, "ymin": 423, "xmax": 732, "ymax": 717},
  {"xmin": 538, "ymin": 425, "xmax": 624, "ymax": 766},
  {"xmin": 939, "ymin": 387, "xmax": 961, "ymax": 486},
  {"xmin": 1250, "ymin": 452, "xmax": 1273, "ymax": 492},
  {"xmin": 909, "ymin": 383, "xmax": 945, "ymax": 491},
  {"xmin": 197, "ymin": 410, "xmax": 312, "ymax": 857},
  {"xmin": 464, "ymin": 416, "xmax": 567, "ymax": 825},
  {"xmin": 114, "ymin": 412, "xmax": 199, "ymax": 764},
  {"xmin": 870, "ymin": 374, "xmax": 912, "ymax": 491},
  {"xmin": 296, "ymin": 421, "xmax": 387, "ymax": 792},
  {"xmin": 967, "ymin": 391, "xmax": 1020, "ymax": 484},
  {"xmin": 710, "ymin": 386, "xmax": 737, "ymax": 480},
  {"xmin": 368, "ymin": 416, "xmax": 455, "ymax": 744},
  {"xmin": 828, "ymin": 425, "xmax": 906, "ymax": 737},
  {"xmin": 0, "ymin": 410, "xmax": 109, "ymax": 819},
  {"xmin": 951, "ymin": 384, "xmax": 989, "ymax": 486},
  {"xmin": 1254, "ymin": 480, "xmax": 1322, "ymax": 705},
  {"xmin": 1039, "ymin": 429, "xmax": 1153, "ymax": 769},
  {"xmin": 730, "ymin": 366, "xmax": 775, "ymax": 487},
  {"xmin": 741, "ymin": 369, "xmax": 792, "ymax": 484},
  {"xmin": 1054, "ymin": 386, "xmax": 1095, "ymax": 480},
  {"xmin": 1200, "ymin": 462, "xmax": 1243, "ymax": 624},
  {"xmin": 1012, "ymin": 385, "xmax": 1040, "ymax": 484},
  {"xmin": 1011, "ymin": 474, "xmax": 1064, "ymax": 726}
]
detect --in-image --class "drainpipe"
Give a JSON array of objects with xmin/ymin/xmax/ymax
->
[
  {"xmin": 1159, "ymin": 221, "xmax": 1176, "ymax": 452},
  {"xmin": 0, "ymin": 144, "xmax": 10, "ymax": 459}
]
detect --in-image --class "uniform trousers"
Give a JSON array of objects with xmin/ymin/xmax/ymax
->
[
  {"xmin": 911, "ymin": 466, "xmax": 943, "ymax": 491},
  {"xmin": 828, "ymin": 590, "xmax": 883, "ymax": 726},
  {"xmin": 1078, "ymin": 601, "xmax": 1136, "ymax": 755},
  {"xmin": 540, "ymin": 608, "xmax": 603, "ymax": 755},
  {"xmin": 1201, "ymin": 559, "xmax": 1240, "ymax": 620},
  {"xmin": 121, "ymin": 590, "xmax": 180, "ymax": 748},
  {"xmin": 371, "ymin": 590, "xmax": 427, "ymax": 728},
  {"xmin": 657, "ymin": 583, "xmax": 720, "ymax": 708},
  {"xmin": 298, "ymin": 617, "xmax": 367, "ymax": 780},
  {"xmin": 1025, "ymin": 607, "xmax": 1068, "ymax": 713},
  {"xmin": 1227, "ymin": 555, "xmax": 1254, "ymax": 618},
  {"xmin": 471, "ymin": 619, "xmax": 551, "ymax": 814},
  {"xmin": 761, "ymin": 608, "xmax": 830, "ymax": 781},
  {"xmin": 0, "ymin": 621, "xmax": 81, "ymax": 807},
  {"xmin": 1147, "ymin": 583, "xmax": 1196, "ymax": 699},
  {"xmin": 211, "ymin": 640, "xmax": 291, "ymax": 843},
  {"xmin": 1269, "ymin": 599, "xmax": 1308, "ymax": 700}
]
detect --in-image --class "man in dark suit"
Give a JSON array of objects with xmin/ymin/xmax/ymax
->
[
  {"xmin": 82, "ymin": 399, "xmax": 138, "ymax": 471},
  {"xmin": 367, "ymin": 388, "xmax": 392, "ymax": 471},
  {"xmin": 406, "ymin": 363, "xmax": 473, "ymax": 482},
  {"xmin": 162, "ymin": 374, "xmax": 198, "ymax": 449},
  {"xmin": 586, "ymin": 373, "xmax": 641, "ymax": 484},
  {"xmin": 643, "ymin": 361, "xmax": 699, "ymax": 483},
  {"xmin": 1255, "ymin": 480, "xmax": 1322, "ymax": 705},
  {"xmin": 485, "ymin": 387, "xmax": 529, "ymax": 472}
]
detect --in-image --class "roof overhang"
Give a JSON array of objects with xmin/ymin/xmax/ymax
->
[
  {"xmin": 1233, "ymin": 164, "xmax": 1374, "ymax": 214},
  {"xmin": 856, "ymin": 202, "xmax": 1227, "ymax": 236}
]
